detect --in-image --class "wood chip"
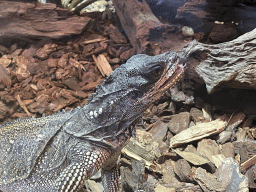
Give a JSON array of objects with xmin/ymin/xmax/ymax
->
[
  {"xmin": 121, "ymin": 148, "xmax": 162, "ymax": 174},
  {"xmin": 92, "ymin": 54, "xmax": 113, "ymax": 77},
  {"xmin": 85, "ymin": 180, "xmax": 103, "ymax": 192},
  {"xmin": 173, "ymin": 149, "xmax": 210, "ymax": 166},
  {"xmin": 16, "ymin": 94, "xmax": 33, "ymax": 116},
  {"xmin": 0, "ymin": 64, "xmax": 11, "ymax": 87},
  {"xmin": 170, "ymin": 119, "xmax": 227, "ymax": 148},
  {"xmin": 211, "ymin": 154, "xmax": 226, "ymax": 168},
  {"xmin": 241, "ymin": 154, "xmax": 256, "ymax": 172},
  {"xmin": 194, "ymin": 167, "xmax": 225, "ymax": 192},
  {"xmin": 0, "ymin": 101, "xmax": 9, "ymax": 119},
  {"xmin": 83, "ymin": 38, "xmax": 107, "ymax": 45},
  {"xmin": 123, "ymin": 138, "xmax": 156, "ymax": 162}
]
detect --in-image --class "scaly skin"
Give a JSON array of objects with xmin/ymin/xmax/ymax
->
[{"xmin": 0, "ymin": 51, "xmax": 185, "ymax": 192}]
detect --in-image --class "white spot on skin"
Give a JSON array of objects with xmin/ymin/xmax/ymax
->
[
  {"xmin": 94, "ymin": 111, "xmax": 98, "ymax": 118},
  {"xmin": 98, "ymin": 108, "xmax": 103, "ymax": 114},
  {"xmin": 110, "ymin": 101, "xmax": 114, "ymax": 104},
  {"xmin": 86, "ymin": 152, "xmax": 91, "ymax": 156},
  {"xmin": 89, "ymin": 111, "xmax": 93, "ymax": 116},
  {"xmin": 89, "ymin": 161, "xmax": 92, "ymax": 165}
]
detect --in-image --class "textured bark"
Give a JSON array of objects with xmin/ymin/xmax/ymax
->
[
  {"xmin": 112, "ymin": 0, "xmax": 188, "ymax": 55},
  {"xmin": 178, "ymin": 28, "xmax": 256, "ymax": 94},
  {"xmin": 0, "ymin": 1, "xmax": 91, "ymax": 46}
]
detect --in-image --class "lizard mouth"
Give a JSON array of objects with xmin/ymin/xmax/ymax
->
[{"xmin": 154, "ymin": 57, "xmax": 185, "ymax": 94}]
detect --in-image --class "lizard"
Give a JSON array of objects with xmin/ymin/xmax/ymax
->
[{"xmin": 0, "ymin": 51, "xmax": 185, "ymax": 192}]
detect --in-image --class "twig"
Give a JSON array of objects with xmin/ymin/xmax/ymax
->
[{"xmin": 16, "ymin": 94, "xmax": 33, "ymax": 117}]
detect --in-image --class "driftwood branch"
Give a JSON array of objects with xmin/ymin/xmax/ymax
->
[
  {"xmin": 112, "ymin": 0, "xmax": 189, "ymax": 55},
  {"xmin": 178, "ymin": 28, "xmax": 256, "ymax": 94}
]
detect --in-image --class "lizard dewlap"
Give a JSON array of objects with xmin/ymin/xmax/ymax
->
[{"xmin": 0, "ymin": 51, "xmax": 184, "ymax": 192}]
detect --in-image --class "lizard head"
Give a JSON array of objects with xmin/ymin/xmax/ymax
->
[
  {"xmin": 81, "ymin": 51, "xmax": 184, "ymax": 146},
  {"xmin": 114, "ymin": 51, "xmax": 185, "ymax": 136}
]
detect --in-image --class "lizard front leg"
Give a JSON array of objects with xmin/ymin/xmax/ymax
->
[
  {"xmin": 52, "ymin": 148, "xmax": 110, "ymax": 192},
  {"xmin": 102, "ymin": 166, "xmax": 119, "ymax": 192}
]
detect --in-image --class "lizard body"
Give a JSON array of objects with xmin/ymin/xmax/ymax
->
[{"xmin": 0, "ymin": 51, "xmax": 184, "ymax": 192}]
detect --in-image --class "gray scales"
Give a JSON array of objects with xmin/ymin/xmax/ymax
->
[{"xmin": 0, "ymin": 51, "xmax": 185, "ymax": 192}]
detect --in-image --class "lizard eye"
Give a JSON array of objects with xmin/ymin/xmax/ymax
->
[{"xmin": 150, "ymin": 66, "xmax": 163, "ymax": 79}]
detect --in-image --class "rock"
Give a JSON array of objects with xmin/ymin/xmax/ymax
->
[
  {"xmin": 216, "ymin": 157, "xmax": 249, "ymax": 192},
  {"xmin": 182, "ymin": 26, "xmax": 194, "ymax": 37}
]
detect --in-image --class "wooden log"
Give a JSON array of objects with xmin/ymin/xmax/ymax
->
[
  {"xmin": 112, "ymin": 0, "xmax": 189, "ymax": 55},
  {"xmin": 178, "ymin": 28, "xmax": 256, "ymax": 94},
  {"xmin": 0, "ymin": 1, "xmax": 91, "ymax": 46}
]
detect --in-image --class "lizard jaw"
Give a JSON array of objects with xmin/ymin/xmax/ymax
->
[{"xmin": 151, "ymin": 57, "xmax": 185, "ymax": 97}]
